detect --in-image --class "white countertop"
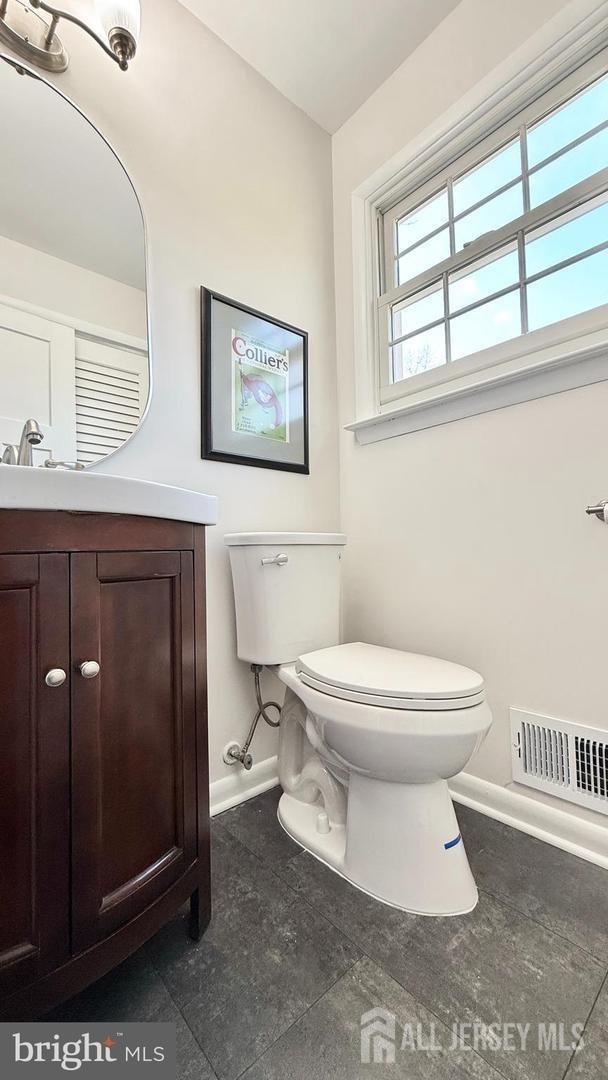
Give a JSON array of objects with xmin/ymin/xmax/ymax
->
[{"xmin": 0, "ymin": 465, "xmax": 218, "ymax": 526}]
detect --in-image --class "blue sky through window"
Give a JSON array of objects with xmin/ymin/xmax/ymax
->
[
  {"xmin": 453, "ymin": 140, "xmax": 521, "ymax": 215},
  {"xmin": 530, "ymin": 127, "xmax": 608, "ymax": 206},
  {"xmin": 528, "ymin": 248, "xmax": 608, "ymax": 332},
  {"xmin": 389, "ymin": 71, "xmax": 608, "ymax": 382},
  {"xmin": 528, "ymin": 75, "xmax": 608, "ymax": 167}
]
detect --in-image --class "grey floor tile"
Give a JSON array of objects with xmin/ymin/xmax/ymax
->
[
  {"xmin": 40, "ymin": 791, "xmax": 608, "ymax": 1080},
  {"xmin": 146, "ymin": 823, "xmax": 299, "ymax": 1007},
  {"xmin": 182, "ymin": 967, "xmax": 306, "ymax": 1080},
  {"xmin": 279, "ymin": 849, "xmax": 419, "ymax": 948},
  {"xmin": 242, "ymin": 955, "xmax": 506, "ymax": 1080},
  {"xmin": 364, "ymin": 889, "xmax": 605, "ymax": 1080},
  {"xmin": 564, "ymin": 975, "xmax": 608, "ymax": 1080},
  {"xmin": 209, "ymin": 817, "xmax": 297, "ymax": 929},
  {"xmin": 219, "ymin": 786, "xmax": 301, "ymax": 868},
  {"xmin": 43, "ymin": 950, "xmax": 173, "ymax": 1023},
  {"xmin": 179, "ymin": 895, "xmax": 361, "ymax": 1080},
  {"xmin": 46, "ymin": 972, "xmax": 217, "ymax": 1080},
  {"xmin": 457, "ymin": 804, "xmax": 608, "ymax": 962},
  {"xmin": 147, "ymin": 820, "xmax": 360, "ymax": 1079},
  {"xmin": 155, "ymin": 1003, "xmax": 218, "ymax": 1080}
]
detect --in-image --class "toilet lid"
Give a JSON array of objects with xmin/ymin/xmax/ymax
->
[{"xmin": 296, "ymin": 642, "xmax": 484, "ymax": 709}]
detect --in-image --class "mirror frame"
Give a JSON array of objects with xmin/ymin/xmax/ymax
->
[{"xmin": 0, "ymin": 51, "xmax": 152, "ymax": 469}]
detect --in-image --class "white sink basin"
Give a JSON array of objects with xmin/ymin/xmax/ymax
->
[{"xmin": 0, "ymin": 465, "xmax": 218, "ymax": 526}]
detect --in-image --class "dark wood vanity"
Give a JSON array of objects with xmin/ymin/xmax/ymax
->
[{"xmin": 0, "ymin": 510, "xmax": 211, "ymax": 1020}]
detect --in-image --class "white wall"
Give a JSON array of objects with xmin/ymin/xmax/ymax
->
[
  {"xmin": 333, "ymin": 0, "xmax": 608, "ymax": 834},
  {"xmin": 9, "ymin": 0, "xmax": 339, "ymax": 786},
  {"xmin": 0, "ymin": 234, "xmax": 147, "ymax": 339}
]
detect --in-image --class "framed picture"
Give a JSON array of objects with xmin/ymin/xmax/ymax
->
[{"xmin": 201, "ymin": 288, "xmax": 309, "ymax": 473}]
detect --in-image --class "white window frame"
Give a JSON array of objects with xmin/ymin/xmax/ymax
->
[{"xmin": 346, "ymin": 1, "xmax": 608, "ymax": 444}]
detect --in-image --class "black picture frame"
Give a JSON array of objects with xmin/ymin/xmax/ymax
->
[{"xmin": 201, "ymin": 288, "xmax": 309, "ymax": 474}]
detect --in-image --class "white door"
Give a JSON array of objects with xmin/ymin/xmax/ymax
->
[{"xmin": 0, "ymin": 301, "xmax": 76, "ymax": 462}]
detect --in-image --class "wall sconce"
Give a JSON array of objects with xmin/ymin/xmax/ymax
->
[{"xmin": 0, "ymin": 0, "xmax": 140, "ymax": 72}]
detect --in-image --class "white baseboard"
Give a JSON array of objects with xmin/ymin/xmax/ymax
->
[
  {"xmin": 450, "ymin": 772, "xmax": 608, "ymax": 870},
  {"xmin": 210, "ymin": 755, "xmax": 279, "ymax": 817},
  {"xmin": 209, "ymin": 756, "xmax": 608, "ymax": 870}
]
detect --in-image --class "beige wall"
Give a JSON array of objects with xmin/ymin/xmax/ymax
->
[
  {"xmin": 6, "ymin": 0, "xmax": 339, "ymax": 784},
  {"xmin": 333, "ymin": 0, "xmax": 608, "ymax": 819}
]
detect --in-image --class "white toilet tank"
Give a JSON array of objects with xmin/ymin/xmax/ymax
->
[{"xmin": 225, "ymin": 532, "xmax": 347, "ymax": 665}]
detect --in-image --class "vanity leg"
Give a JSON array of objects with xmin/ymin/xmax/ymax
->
[{"xmin": 189, "ymin": 888, "xmax": 202, "ymax": 941}]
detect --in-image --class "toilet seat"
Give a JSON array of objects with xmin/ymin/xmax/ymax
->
[{"xmin": 296, "ymin": 641, "xmax": 486, "ymax": 711}]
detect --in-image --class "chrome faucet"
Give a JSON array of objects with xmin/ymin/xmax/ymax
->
[
  {"xmin": 1, "ymin": 419, "xmax": 44, "ymax": 466},
  {"xmin": 18, "ymin": 419, "xmax": 44, "ymax": 465}
]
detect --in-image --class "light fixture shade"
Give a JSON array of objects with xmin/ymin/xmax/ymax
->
[{"xmin": 96, "ymin": 0, "xmax": 141, "ymax": 43}]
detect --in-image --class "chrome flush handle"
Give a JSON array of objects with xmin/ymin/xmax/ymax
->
[
  {"xmin": 260, "ymin": 553, "xmax": 289, "ymax": 567},
  {"xmin": 79, "ymin": 660, "xmax": 100, "ymax": 679},
  {"xmin": 586, "ymin": 500, "xmax": 608, "ymax": 522}
]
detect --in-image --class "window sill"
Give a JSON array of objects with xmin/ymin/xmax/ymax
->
[{"xmin": 346, "ymin": 323, "xmax": 608, "ymax": 445}]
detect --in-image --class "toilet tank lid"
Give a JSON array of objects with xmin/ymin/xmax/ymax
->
[{"xmin": 224, "ymin": 532, "xmax": 347, "ymax": 546}]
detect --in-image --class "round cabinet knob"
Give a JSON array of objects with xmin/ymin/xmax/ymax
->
[
  {"xmin": 79, "ymin": 660, "xmax": 100, "ymax": 680},
  {"xmin": 45, "ymin": 668, "xmax": 67, "ymax": 688}
]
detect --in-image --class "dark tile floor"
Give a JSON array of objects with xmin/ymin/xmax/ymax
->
[{"xmin": 47, "ymin": 788, "xmax": 608, "ymax": 1080}]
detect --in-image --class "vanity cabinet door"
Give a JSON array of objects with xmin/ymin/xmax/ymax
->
[
  {"xmin": 0, "ymin": 554, "xmax": 70, "ymax": 995},
  {"xmin": 70, "ymin": 550, "xmax": 198, "ymax": 951}
]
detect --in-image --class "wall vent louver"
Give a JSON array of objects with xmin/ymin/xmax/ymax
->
[{"xmin": 511, "ymin": 709, "xmax": 608, "ymax": 817}]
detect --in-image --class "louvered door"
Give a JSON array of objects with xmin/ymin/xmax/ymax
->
[{"xmin": 74, "ymin": 337, "xmax": 147, "ymax": 465}]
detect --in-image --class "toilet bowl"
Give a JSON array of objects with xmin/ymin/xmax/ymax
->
[
  {"xmin": 277, "ymin": 643, "xmax": 491, "ymax": 915},
  {"xmin": 225, "ymin": 533, "xmax": 492, "ymax": 916}
]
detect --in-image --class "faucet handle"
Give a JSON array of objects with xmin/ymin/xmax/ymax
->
[
  {"xmin": 1, "ymin": 444, "xmax": 18, "ymax": 465},
  {"xmin": 43, "ymin": 459, "xmax": 85, "ymax": 470}
]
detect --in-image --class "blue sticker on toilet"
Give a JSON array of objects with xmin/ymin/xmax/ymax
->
[{"xmin": 444, "ymin": 833, "xmax": 462, "ymax": 850}]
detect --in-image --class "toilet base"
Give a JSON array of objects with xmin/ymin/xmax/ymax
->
[{"xmin": 278, "ymin": 775, "xmax": 478, "ymax": 917}]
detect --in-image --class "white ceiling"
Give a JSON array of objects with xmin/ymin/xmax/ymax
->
[
  {"xmin": 0, "ymin": 59, "xmax": 145, "ymax": 290},
  {"xmin": 179, "ymin": 0, "xmax": 461, "ymax": 133}
]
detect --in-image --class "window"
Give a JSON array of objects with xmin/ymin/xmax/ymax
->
[{"xmin": 378, "ymin": 58, "xmax": 608, "ymax": 408}]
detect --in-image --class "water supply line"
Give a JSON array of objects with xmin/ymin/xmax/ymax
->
[{"xmin": 223, "ymin": 665, "xmax": 281, "ymax": 770}]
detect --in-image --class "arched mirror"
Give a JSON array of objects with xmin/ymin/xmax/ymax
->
[{"xmin": 0, "ymin": 56, "xmax": 149, "ymax": 468}]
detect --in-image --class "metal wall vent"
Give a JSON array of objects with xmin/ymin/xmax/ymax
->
[{"xmin": 511, "ymin": 708, "xmax": 608, "ymax": 817}]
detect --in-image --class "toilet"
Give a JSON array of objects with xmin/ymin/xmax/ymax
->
[{"xmin": 225, "ymin": 532, "xmax": 492, "ymax": 916}]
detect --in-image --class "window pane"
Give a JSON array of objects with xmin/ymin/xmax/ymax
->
[
  {"xmin": 527, "ymin": 247, "xmax": 608, "ymax": 331},
  {"xmin": 455, "ymin": 183, "xmax": 523, "ymax": 249},
  {"xmin": 453, "ymin": 140, "xmax": 521, "ymax": 215},
  {"xmin": 450, "ymin": 290, "xmax": 521, "ymax": 360},
  {"xmin": 397, "ymin": 190, "xmax": 448, "ymax": 253},
  {"xmin": 529, "ymin": 127, "xmax": 608, "ymax": 207},
  {"xmin": 449, "ymin": 247, "xmax": 519, "ymax": 312},
  {"xmin": 392, "ymin": 284, "xmax": 444, "ymax": 341},
  {"xmin": 528, "ymin": 75, "xmax": 608, "ymax": 168},
  {"xmin": 397, "ymin": 227, "xmax": 450, "ymax": 285},
  {"xmin": 391, "ymin": 324, "xmax": 446, "ymax": 382},
  {"xmin": 526, "ymin": 197, "xmax": 608, "ymax": 277}
]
